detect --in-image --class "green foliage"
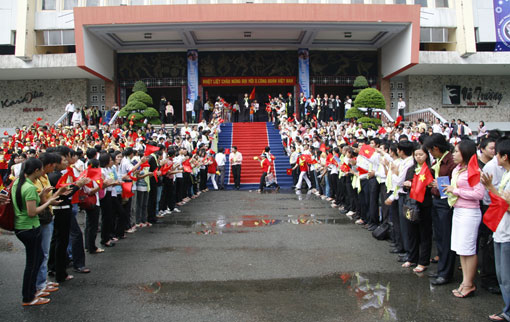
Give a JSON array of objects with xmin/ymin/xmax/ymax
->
[
  {"xmin": 143, "ymin": 107, "xmax": 160, "ymax": 119},
  {"xmin": 132, "ymin": 81, "xmax": 147, "ymax": 93},
  {"xmin": 352, "ymin": 75, "xmax": 369, "ymax": 99},
  {"xmin": 353, "ymin": 76, "xmax": 369, "ymax": 88},
  {"xmin": 353, "ymin": 88, "xmax": 386, "ymax": 110},
  {"xmin": 345, "ymin": 106, "xmax": 364, "ymax": 120},
  {"xmin": 358, "ymin": 116, "xmax": 383, "ymax": 130},
  {"xmin": 128, "ymin": 91, "xmax": 153, "ymax": 106}
]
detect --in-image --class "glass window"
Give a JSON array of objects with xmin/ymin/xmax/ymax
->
[
  {"xmin": 107, "ymin": 0, "xmax": 123, "ymax": 5},
  {"xmin": 91, "ymin": 85, "xmax": 98, "ymax": 92},
  {"xmin": 397, "ymin": 82, "xmax": 404, "ymax": 89},
  {"xmin": 63, "ymin": 0, "xmax": 79, "ymax": 10},
  {"xmin": 172, "ymin": 0, "xmax": 187, "ymax": 3},
  {"xmin": 372, "ymin": 0, "xmax": 385, "ymax": 4},
  {"xmin": 352, "ymin": 0, "xmax": 364, "ymax": 4},
  {"xmin": 414, "ymin": 0, "xmax": 428, "ymax": 6},
  {"xmin": 390, "ymin": 82, "xmax": 394, "ymax": 89},
  {"xmin": 131, "ymin": 0, "xmax": 145, "ymax": 4},
  {"xmin": 42, "ymin": 0, "xmax": 56, "ymax": 10},
  {"xmin": 397, "ymin": 92, "xmax": 404, "ymax": 99},
  {"xmin": 390, "ymin": 92, "xmax": 394, "ymax": 99},
  {"xmin": 390, "ymin": 102, "xmax": 394, "ymax": 108},
  {"xmin": 395, "ymin": 0, "xmax": 406, "ymax": 3},
  {"xmin": 435, "ymin": 0, "xmax": 448, "ymax": 7},
  {"xmin": 91, "ymin": 95, "xmax": 99, "ymax": 103},
  {"xmin": 62, "ymin": 30, "xmax": 75, "ymax": 45},
  {"xmin": 86, "ymin": 0, "xmax": 101, "ymax": 6},
  {"xmin": 48, "ymin": 30, "xmax": 61, "ymax": 45},
  {"xmin": 151, "ymin": 0, "xmax": 167, "ymax": 3},
  {"xmin": 196, "ymin": 0, "xmax": 210, "ymax": 3}
]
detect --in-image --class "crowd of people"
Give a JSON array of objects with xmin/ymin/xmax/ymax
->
[
  {"xmin": 0, "ymin": 115, "xmax": 247, "ymax": 306},
  {"xmin": 276, "ymin": 104, "xmax": 509, "ymax": 322},
  {"xmin": 2, "ymin": 91, "xmax": 510, "ymax": 322}
]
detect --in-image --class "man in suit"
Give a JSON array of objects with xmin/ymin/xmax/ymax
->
[
  {"xmin": 287, "ymin": 93, "xmax": 294, "ymax": 119},
  {"xmin": 193, "ymin": 96, "xmax": 203, "ymax": 123},
  {"xmin": 334, "ymin": 95, "xmax": 344, "ymax": 122}
]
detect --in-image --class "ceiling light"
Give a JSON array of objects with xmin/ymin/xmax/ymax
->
[
  {"xmin": 344, "ymin": 32, "xmax": 352, "ymax": 38},
  {"xmin": 144, "ymin": 33, "xmax": 152, "ymax": 39},
  {"xmin": 244, "ymin": 32, "xmax": 251, "ymax": 38}
]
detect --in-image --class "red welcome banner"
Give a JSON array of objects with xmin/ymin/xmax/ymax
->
[{"xmin": 201, "ymin": 76, "xmax": 296, "ymax": 86}]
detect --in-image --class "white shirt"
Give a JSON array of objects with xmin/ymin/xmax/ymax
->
[
  {"xmin": 229, "ymin": 151, "xmax": 243, "ymax": 166},
  {"xmin": 344, "ymin": 99, "xmax": 352, "ymax": 109},
  {"xmin": 482, "ymin": 157, "xmax": 506, "ymax": 206},
  {"xmin": 65, "ymin": 103, "xmax": 75, "ymax": 113},
  {"xmin": 494, "ymin": 170, "xmax": 510, "ymax": 243},
  {"xmin": 397, "ymin": 100, "xmax": 406, "ymax": 110},
  {"xmin": 215, "ymin": 153, "xmax": 226, "ymax": 167},
  {"xmin": 186, "ymin": 102, "xmax": 193, "ymax": 112}
]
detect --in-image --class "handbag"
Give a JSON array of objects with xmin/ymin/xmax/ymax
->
[
  {"xmin": 38, "ymin": 208, "xmax": 53, "ymax": 225},
  {"xmin": 0, "ymin": 182, "xmax": 15, "ymax": 231},
  {"xmin": 403, "ymin": 194, "xmax": 420, "ymax": 222},
  {"xmin": 78, "ymin": 192, "xmax": 96, "ymax": 210},
  {"xmin": 372, "ymin": 222, "xmax": 390, "ymax": 240},
  {"xmin": 265, "ymin": 173, "xmax": 275, "ymax": 186}
]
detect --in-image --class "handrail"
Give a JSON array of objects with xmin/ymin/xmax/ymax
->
[
  {"xmin": 109, "ymin": 111, "xmax": 120, "ymax": 125},
  {"xmin": 358, "ymin": 108, "xmax": 394, "ymax": 123},
  {"xmin": 405, "ymin": 108, "xmax": 447, "ymax": 123},
  {"xmin": 54, "ymin": 112, "xmax": 68, "ymax": 126}
]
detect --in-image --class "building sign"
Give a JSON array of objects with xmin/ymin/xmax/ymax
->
[
  {"xmin": 1, "ymin": 91, "xmax": 44, "ymax": 108},
  {"xmin": 442, "ymin": 85, "xmax": 503, "ymax": 108},
  {"xmin": 494, "ymin": 0, "xmax": 510, "ymax": 51},
  {"xmin": 200, "ymin": 76, "xmax": 296, "ymax": 86},
  {"xmin": 298, "ymin": 48, "xmax": 310, "ymax": 97},
  {"xmin": 187, "ymin": 50, "xmax": 199, "ymax": 102}
]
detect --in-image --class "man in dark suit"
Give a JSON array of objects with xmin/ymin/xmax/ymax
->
[
  {"xmin": 334, "ymin": 95, "xmax": 344, "ymax": 122},
  {"xmin": 193, "ymin": 96, "xmax": 203, "ymax": 123}
]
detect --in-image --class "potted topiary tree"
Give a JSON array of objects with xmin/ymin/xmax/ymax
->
[
  {"xmin": 353, "ymin": 88, "xmax": 386, "ymax": 127},
  {"xmin": 119, "ymin": 81, "xmax": 160, "ymax": 127},
  {"xmin": 352, "ymin": 76, "xmax": 369, "ymax": 100}
]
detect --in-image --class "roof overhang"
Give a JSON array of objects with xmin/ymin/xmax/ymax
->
[{"xmin": 73, "ymin": 4, "xmax": 421, "ymax": 81}]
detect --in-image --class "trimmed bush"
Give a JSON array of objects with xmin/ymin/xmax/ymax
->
[
  {"xmin": 132, "ymin": 80, "xmax": 147, "ymax": 93},
  {"xmin": 352, "ymin": 76, "xmax": 369, "ymax": 100},
  {"xmin": 345, "ymin": 106, "xmax": 364, "ymax": 120},
  {"xmin": 353, "ymin": 88, "xmax": 386, "ymax": 110}
]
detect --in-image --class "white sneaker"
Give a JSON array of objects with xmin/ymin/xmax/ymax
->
[
  {"xmin": 164, "ymin": 209, "xmax": 172, "ymax": 215},
  {"xmin": 172, "ymin": 208, "xmax": 181, "ymax": 213}
]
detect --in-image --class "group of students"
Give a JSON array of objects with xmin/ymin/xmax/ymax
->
[
  {"xmin": 0, "ymin": 115, "xmax": 251, "ymax": 306},
  {"xmin": 279, "ymin": 114, "xmax": 510, "ymax": 322}
]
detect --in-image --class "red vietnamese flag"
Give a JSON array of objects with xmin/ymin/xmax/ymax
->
[
  {"xmin": 359, "ymin": 144, "xmax": 375, "ymax": 159},
  {"xmin": 144, "ymin": 144, "xmax": 159, "ymax": 156},
  {"xmin": 357, "ymin": 167, "xmax": 368, "ymax": 175},
  {"xmin": 139, "ymin": 161, "xmax": 150, "ymax": 169},
  {"xmin": 467, "ymin": 154, "xmax": 481, "ymax": 187},
  {"xmin": 224, "ymin": 148, "xmax": 230, "ymax": 155},
  {"xmin": 121, "ymin": 182, "xmax": 134, "ymax": 199},
  {"xmin": 484, "ymin": 191, "xmax": 509, "ymax": 232},
  {"xmin": 153, "ymin": 171, "xmax": 159, "ymax": 183},
  {"xmin": 320, "ymin": 143, "xmax": 327, "ymax": 152},
  {"xmin": 36, "ymin": 117, "xmax": 43, "ymax": 122},
  {"xmin": 160, "ymin": 162, "xmax": 172, "ymax": 175},
  {"xmin": 409, "ymin": 163, "xmax": 434, "ymax": 203},
  {"xmin": 182, "ymin": 159, "xmax": 192, "ymax": 173},
  {"xmin": 249, "ymin": 87, "xmax": 256, "ymax": 100},
  {"xmin": 286, "ymin": 168, "xmax": 292, "ymax": 175},
  {"xmin": 85, "ymin": 167, "xmax": 103, "ymax": 189},
  {"xmin": 340, "ymin": 163, "xmax": 351, "ymax": 173},
  {"xmin": 3, "ymin": 131, "xmax": 8, "ymax": 136},
  {"xmin": 302, "ymin": 154, "xmax": 318, "ymax": 165},
  {"xmin": 378, "ymin": 127, "xmax": 387, "ymax": 135},
  {"xmin": 395, "ymin": 115, "xmax": 403, "ymax": 127}
]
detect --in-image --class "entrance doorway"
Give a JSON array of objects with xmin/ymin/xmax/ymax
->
[
  {"xmin": 202, "ymin": 85, "xmax": 295, "ymax": 122},
  {"xmin": 147, "ymin": 87, "xmax": 183, "ymax": 124},
  {"xmin": 313, "ymin": 85, "xmax": 353, "ymax": 102}
]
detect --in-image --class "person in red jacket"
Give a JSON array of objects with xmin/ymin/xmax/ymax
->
[{"xmin": 257, "ymin": 153, "xmax": 279, "ymax": 193}]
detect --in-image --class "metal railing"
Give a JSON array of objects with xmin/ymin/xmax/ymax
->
[
  {"xmin": 109, "ymin": 111, "xmax": 120, "ymax": 125},
  {"xmin": 405, "ymin": 108, "xmax": 447, "ymax": 124},
  {"xmin": 358, "ymin": 108, "xmax": 394, "ymax": 123},
  {"xmin": 54, "ymin": 112, "xmax": 68, "ymax": 126}
]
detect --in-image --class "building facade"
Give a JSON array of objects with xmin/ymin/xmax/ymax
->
[{"xmin": 0, "ymin": 0, "xmax": 509, "ymax": 128}]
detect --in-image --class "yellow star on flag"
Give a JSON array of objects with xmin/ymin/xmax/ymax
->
[
  {"xmin": 365, "ymin": 150, "xmax": 370, "ymax": 154},
  {"xmin": 419, "ymin": 174, "xmax": 426, "ymax": 182}
]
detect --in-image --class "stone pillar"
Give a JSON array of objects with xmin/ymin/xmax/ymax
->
[
  {"xmin": 380, "ymin": 78, "xmax": 391, "ymax": 113},
  {"xmin": 15, "ymin": 0, "xmax": 36, "ymax": 61},
  {"xmin": 105, "ymin": 80, "xmax": 116, "ymax": 108}
]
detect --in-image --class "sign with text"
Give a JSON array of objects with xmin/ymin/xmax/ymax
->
[
  {"xmin": 298, "ymin": 48, "xmax": 310, "ymax": 97},
  {"xmin": 1, "ymin": 91, "xmax": 44, "ymax": 108},
  {"xmin": 494, "ymin": 0, "xmax": 510, "ymax": 51},
  {"xmin": 200, "ymin": 76, "xmax": 296, "ymax": 86},
  {"xmin": 187, "ymin": 50, "xmax": 199, "ymax": 102},
  {"xmin": 442, "ymin": 85, "xmax": 503, "ymax": 108}
]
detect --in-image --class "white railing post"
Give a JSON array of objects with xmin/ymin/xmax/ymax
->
[
  {"xmin": 109, "ymin": 111, "xmax": 120, "ymax": 125},
  {"xmin": 54, "ymin": 112, "xmax": 68, "ymax": 126}
]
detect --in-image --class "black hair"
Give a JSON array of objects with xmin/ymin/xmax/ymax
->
[
  {"xmin": 99, "ymin": 153, "xmax": 112, "ymax": 168},
  {"xmin": 89, "ymin": 158, "xmax": 100, "ymax": 168},
  {"xmin": 480, "ymin": 138, "xmax": 496, "ymax": 151},
  {"xmin": 38, "ymin": 152, "xmax": 60, "ymax": 167},
  {"xmin": 86, "ymin": 148, "xmax": 97, "ymax": 160},
  {"xmin": 56, "ymin": 145, "xmax": 72, "ymax": 157},
  {"xmin": 16, "ymin": 157, "xmax": 43, "ymax": 211},
  {"xmin": 423, "ymin": 133, "xmax": 450, "ymax": 153},
  {"xmin": 398, "ymin": 134, "xmax": 408, "ymax": 142},
  {"xmin": 397, "ymin": 141, "xmax": 414, "ymax": 157},
  {"xmin": 389, "ymin": 143, "xmax": 398, "ymax": 156},
  {"xmin": 218, "ymin": 147, "xmax": 224, "ymax": 153},
  {"xmin": 496, "ymin": 138, "xmax": 510, "ymax": 161},
  {"xmin": 122, "ymin": 147, "xmax": 134, "ymax": 157},
  {"xmin": 457, "ymin": 139, "xmax": 477, "ymax": 165},
  {"xmin": 75, "ymin": 149, "xmax": 83, "ymax": 158},
  {"xmin": 265, "ymin": 146, "xmax": 271, "ymax": 152},
  {"xmin": 413, "ymin": 145, "xmax": 431, "ymax": 169},
  {"xmin": 370, "ymin": 138, "xmax": 381, "ymax": 146}
]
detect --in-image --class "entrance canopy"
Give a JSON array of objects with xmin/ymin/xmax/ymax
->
[{"xmin": 73, "ymin": 4, "xmax": 420, "ymax": 81}]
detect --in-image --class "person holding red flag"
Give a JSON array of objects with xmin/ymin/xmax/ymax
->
[
  {"xmin": 442, "ymin": 140, "xmax": 484, "ymax": 298},
  {"xmin": 401, "ymin": 145, "xmax": 434, "ymax": 273},
  {"xmin": 292, "ymin": 153, "xmax": 312, "ymax": 191}
]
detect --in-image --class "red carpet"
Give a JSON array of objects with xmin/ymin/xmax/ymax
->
[{"xmin": 230, "ymin": 122, "xmax": 268, "ymax": 184}]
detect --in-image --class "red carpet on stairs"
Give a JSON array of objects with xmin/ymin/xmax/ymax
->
[{"xmin": 230, "ymin": 122, "xmax": 269, "ymax": 184}]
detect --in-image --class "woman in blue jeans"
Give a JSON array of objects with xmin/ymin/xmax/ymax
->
[{"xmin": 12, "ymin": 158, "xmax": 61, "ymax": 306}]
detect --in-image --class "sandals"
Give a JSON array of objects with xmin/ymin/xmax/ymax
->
[
  {"xmin": 35, "ymin": 291, "xmax": 50, "ymax": 298},
  {"xmin": 47, "ymin": 281, "xmax": 59, "ymax": 287},
  {"xmin": 452, "ymin": 285, "xmax": 476, "ymax": 298},
  {"xmin": 401, "ymin": 261, "xmax": 417, "ymax": 268},
  {"xmin": 74, "ymin": 267, "xmax": 91, "ymax": 274},
  {"xmin": 413, "ymin": 265, "xmax": 427, "ymax": 273},
  {"xmin": 22, "ymin": 297, "xmax": 50, "ymax": 306},
  {"xmin": 488, "ymin": 312, "xmax": 508, "ymax": 322},
  {"xmin": 41, "ymin": 285, "xmax": 59, "ymax": 293},
  {"xmin": 430, "ymin": 256, "xmax": 439, "ymax": 264}
]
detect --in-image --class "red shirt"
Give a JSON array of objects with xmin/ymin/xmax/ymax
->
[
  {"xmin": 207, "ymin": 157, "xmax": 217, "ymax": 174},
  {"xmin": 298, "ymin": 156, "xmax": 309, "ymax": 172},
  {"xmin": 262, "ymin": 159, "xmax": 271, "ymax": 173}
]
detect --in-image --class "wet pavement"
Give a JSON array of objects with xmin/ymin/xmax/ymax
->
[{"xmin": 0, "ymin": 190, "xmax": 502, "ymax": 321}]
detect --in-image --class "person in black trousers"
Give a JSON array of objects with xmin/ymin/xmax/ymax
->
[
  {"xmin": 401, "ymin": 145, "xmax": 433, "ymax": 272},
  {"xmin": 229, "ymin": 146, "xmax": 242, "ymax": 190},
  {"xmin": 424, "ymin": 133, "xmax": 457, "ymax": 285},
  {"xmin": 147, "ymin": 147, "xmax": 162, "ymax": 224},
  {"xmin": 48, "ymin": 147, "xmax": 89, "ymax": 283}
]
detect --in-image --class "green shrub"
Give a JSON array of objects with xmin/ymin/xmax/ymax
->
[
  {"xmin": 128, "ymin": 91, "xmax": 153, "ymax": 106},
  {"xmin": 353, "ymin": 88, "xmax": 386, "ymax": 110},
  {"xmin": 132, "ymin": 80, "xmax": 147, "ymax": 93},
  {"xmin": 345, "ymin": 106, "xmax": 364, "ymax": 119},
  {"xmin": 352, "ymin": 76, "xmax": 369, "ymax": 100}
]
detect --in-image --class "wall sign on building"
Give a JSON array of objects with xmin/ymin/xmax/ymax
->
[
  {"xmin": 1, "ymin": 91, "xmax": 44, "ymax": 108},
  {"xmin": 200, "ymin": 76, "xmax": 296, "ymax": 86},
  {"xmin": 494, "ymin": 0, "xmax": 510, "ymax": 51},
  {"xmin": 442, "ymin": 85, "xmax": 503, "ymax": 108},
  {"xmin": 187, "ymin": 50, "xmax": 199, "ymax": 102}
]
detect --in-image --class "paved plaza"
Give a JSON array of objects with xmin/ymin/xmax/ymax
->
[{"xmin": 0, "ymin": 190, "xmax": 502, "ymax": 321}]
